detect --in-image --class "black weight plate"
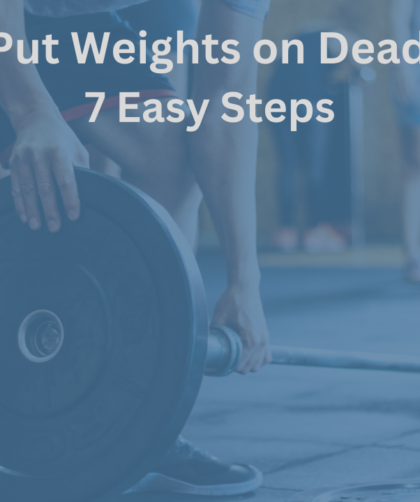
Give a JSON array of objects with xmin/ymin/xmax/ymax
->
[{"xmin": 0, "ymin": 168, "xmax": 208, "ymax": 502}]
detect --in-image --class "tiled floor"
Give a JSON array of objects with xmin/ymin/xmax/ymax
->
[{"xmin": 104, "ymin": 250, "xmax": 420, "ymax": 502}]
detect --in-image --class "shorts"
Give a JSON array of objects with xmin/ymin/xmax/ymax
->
[
  {"xmin": 25, "ymin": 0, "xmax": 270, "ymax": 22},
  {"xmin": 118, "ymin": 0, "xmax": 200, "ymax": 51},
  {"xmin": 0, "ymin": 11, "xmax": 176, "ymax": 166},
  {"xmin": 220, "ymin": 0, "xmax": 271, "ymax": 21}
]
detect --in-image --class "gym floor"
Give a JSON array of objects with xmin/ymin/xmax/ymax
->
[{"xmin": 118, "ymin": 247, "xmax": 420, "ymax": 502}]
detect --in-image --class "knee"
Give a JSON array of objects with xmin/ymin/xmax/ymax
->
[
  {"xmin": 121, "ymin": 122, "xmax": 201, "ymax": 212},
  {"xmin": 153, "ymin": 137, "xmax": 199, "ymax": 202},
  {"xmin": 128, "ymin": 123, "xmax": 192, "ymax": 185}
]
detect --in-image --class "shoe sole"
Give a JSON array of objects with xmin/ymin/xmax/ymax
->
[{"xmin": 125, "ymin": 465, "xmax": 263, "ymax": 496}]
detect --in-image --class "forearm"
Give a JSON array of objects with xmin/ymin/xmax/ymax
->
[
  {"xmin": 191, "ymin": 111, "xmax": 260, "ymax": 284},
  {"xmin": 189, "ymin": 0, "xmax": 262, "ymax": 285},
  {"xmin": 0, "ymin": 0, "xmax": 58, "ymax": 129}
]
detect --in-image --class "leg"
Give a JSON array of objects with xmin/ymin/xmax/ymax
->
[
  {"xmin": 118, "ymin": 0, "xmax": 200, "ymax": 100},
  {"xmin": 71, "ymin": 0, "xmax": 201, "ymax": 222},
  {"xmin": 70, "ymin": 101, "xmax": 202, "ymax": 248},
  {"xmin": 304, "ymin": 119, "xmax": 330, "ymax": 228},
  {"xmin": 303, "ymin": 119, "xmax": 347, "ymax": 253},
  {"xmin": 277, "ymin": 127, "xmax": 299, "ymax": 229},
  {"xmin": 401, "ymin": 127, "xmax": 420, "ymax": 264},
  {"xmin": 85, "ymin": 144, "xmax": 122, "ymax": 179},
  {"xmin": 271, "ymin": 126, "xmax": 299, "ymax": 252}
]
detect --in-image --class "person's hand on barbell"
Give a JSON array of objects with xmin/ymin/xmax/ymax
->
[
  {"xmin": 212, "ymin": 284, "xmax": 272, "ymax": 374},
  {"xmin": 9, "ymin": 110, "xmax": 89, "ymax": 232}
]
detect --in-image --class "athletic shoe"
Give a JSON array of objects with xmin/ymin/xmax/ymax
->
[
  {"xmin": 125, "ymin": 436, "xmax": 263, "ymax": 496},
  {"xmin": 272, "ymin": 228, "xmax": 299, "ymax": 253},
  {"xmin": 304, "ymin": 224, "xmax": 347, "ymax": 254}
]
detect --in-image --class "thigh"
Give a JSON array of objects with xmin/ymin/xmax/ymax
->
[
  {"xmin": 85, "ymin": 145, "xmax": 122, "ymax": 179},
  {"xmin": 70, "ymin": 101, "xmax": 194, "ymax": 211},
  {"xmin": 72, "ymin": 101, "xmax": 186, "ymax": 178}
]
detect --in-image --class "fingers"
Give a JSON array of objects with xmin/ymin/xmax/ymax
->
[
  {"xmin": 10, "ymin": 167, "xmax": 27, "ymax": 224},
  {"xmin": 252, "ymin": 348, "xmax": 268, "ymax": 373},
  {"xmin": 34, "ymin": 161, "xmax": 61, "ymax": 233},
  {"xmin": 10, "ymin": 146, "xmax": 87, "ymax": 231},
  {"xmin": 237, "ymin": 349, "xmax": 253, "ymax": 375},
  {"xmin": 52, "ymin": 159, "xmax": 80, "ymax": 222},
  {"xmin": 11, "ymin": 156, "xmax": 64, "ymax": 232},
  {"xmin": 53, "ymin": 143, "xmax": 90, "ymax": 223},
  {"xmin": 236, "ymin": 332, "xmax": 271, "ymax": 375},
  {"xmin": 14, "ymin": 160, "xmax": 41, "ymax": 230},
  {"xmin": 264, "ymin": 345, "xmax": 273, "ymax": 365},
  {"xmin": 235, "ymin": 334, "xmax": 257, "ymax": 374}
]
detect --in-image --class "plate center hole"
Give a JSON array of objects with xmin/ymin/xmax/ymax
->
[{"xmin": 18, "ymin": 310, "xmax": 64, "ymax": 363}]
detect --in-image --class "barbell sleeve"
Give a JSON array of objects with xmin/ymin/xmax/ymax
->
[
  {"xmin": 206, "ymin": 326, "xmax": 243, "ymax": 377},
  {"xmin": 206, "ymin": 326, "xmax": 420, "ymax": 377}
]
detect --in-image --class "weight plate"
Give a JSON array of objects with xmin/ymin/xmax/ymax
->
[
  {"xmin": 0, "ymin": 169, "xmax": 208, "ymax": 502},
  {"xmin": 290, "ymin": 481, "xmax": 420, "ymax": 502}
]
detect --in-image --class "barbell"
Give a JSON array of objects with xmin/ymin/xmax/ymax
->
[
  {"xmin": 207, "ymin": 326, "xmax": 420, "ymax": 377},
  {"xmin": 0, "ymin": 168, "xmax": 417, "ymax": 502}
]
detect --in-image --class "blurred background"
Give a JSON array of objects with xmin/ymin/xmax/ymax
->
[{"xmin": 198, "ymin": 0, "xmax": 403, "ymax": 266}]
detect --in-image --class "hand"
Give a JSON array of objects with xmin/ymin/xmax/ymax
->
[
  {"xmin": 212, "ymin": 283, "xmax": 272, "ymax": 374},
  {"xmin": 394, "ymin": 63, "xmax": 418, "ymax": 104},
  {"xmin": 9, "ymin": 109, "xmax": 89, "ymax": 232}
]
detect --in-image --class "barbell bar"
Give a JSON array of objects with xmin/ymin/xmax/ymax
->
[{"xmin": 206, "ymin": 326, "xmax": 420, "ymax": 377}]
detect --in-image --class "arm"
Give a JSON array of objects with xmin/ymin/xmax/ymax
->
[
  {"xmin": 0, "ymin": 0, "xmax": 88, "ymax": 231},
  {"xmin": 189, "ymin": 0, "xmax": 271, "ymax": 374},
  {"xmin": 391, "ymin": 0, "xmax": 416, "ymax": 103}
]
